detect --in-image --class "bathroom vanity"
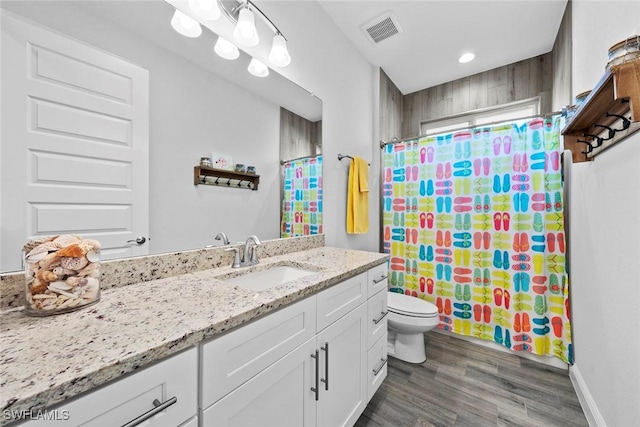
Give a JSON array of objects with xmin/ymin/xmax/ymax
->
[{"xmin": 0, "ymin": 240, "xmax": 388, "ymax": 427}]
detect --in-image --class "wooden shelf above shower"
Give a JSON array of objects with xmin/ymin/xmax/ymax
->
[
  {"xmin": 562, "ymin": 59, "xmax": 640, "ymax": 163},
  {"xmin": 194, "ymin": 166, "xmax": 260, "ymax": 191}
]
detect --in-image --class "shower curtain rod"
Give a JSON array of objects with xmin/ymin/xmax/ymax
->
[
  {"xmin": 379, "ymin": 110, "xmax": 565, "ymax": 148},
  {"xmin": 279, "ymin": 153, "xmax": 322, "ymax": 165}
]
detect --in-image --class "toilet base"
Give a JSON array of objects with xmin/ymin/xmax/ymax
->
[{"xmin": 387, "ymin": 330, "xmax": 426, "ymax": 364}]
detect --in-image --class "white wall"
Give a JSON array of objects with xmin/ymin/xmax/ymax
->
[
  {"xmin": 258, "ymin": 1, "xmax": 379, "ymax": 252},
  {"xmin": 0, "ymin": 1, "xmax": 284, "ymax": 254},
  {"xmin": 570, "ymin": 1, "xmax": 640, "ymax": 425}
]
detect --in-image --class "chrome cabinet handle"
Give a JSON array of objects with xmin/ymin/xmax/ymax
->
[
  {"xmin": 372, "ymin": 358, "xmax": 388, "ymax": 376},
  {"xmin": 121, "ymin": 397, "xmax": 177, "ymax": 427},
  {"xmin": 373, "ymin": 311, "xmax": 388, "ymax": 325},
  {"xmin": 311, "ymin": 350, "xmax": 319, "ymax": 401},
  {"xmin": 372, "ymin": 275, "xmax": 389, "ymax": 284},
  {"xmin": 126, "ymin": 236, "xmax": 147, "ymax": 245},
  {"xmin": 320, "ymin": 342, "xmax": 329, "ymax": 391}
]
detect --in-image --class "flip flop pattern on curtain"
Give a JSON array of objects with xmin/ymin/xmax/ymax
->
[
  {"xmin": 382, "ymin": 117, "xmax": 572, "ymax": 364},
  {"xmin": 281, "ymin": 155, "xmax": 323, "ymax": 237}
]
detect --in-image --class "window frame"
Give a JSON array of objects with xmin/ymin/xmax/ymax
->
[{"xmin": 420, "ymin": 96, "xmax": 541, "ymax": 136}]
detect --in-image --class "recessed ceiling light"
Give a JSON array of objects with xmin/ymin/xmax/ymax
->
[{"xmin": 459, "ymin": 52, "xmax": 476, "ymax": 63}]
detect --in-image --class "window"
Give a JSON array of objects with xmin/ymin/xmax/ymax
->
[{"xmin": 421, "ymin": 97, "xmax": 540, "ymax": 136}]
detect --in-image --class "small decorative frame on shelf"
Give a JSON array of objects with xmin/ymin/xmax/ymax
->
[
  {"xmin": 562, "ymin": 58, "xmax": 640, "ymax": 162},
  {"xmin": 194, "ymin": 166, "xmax": 260, "ymax": 191}
]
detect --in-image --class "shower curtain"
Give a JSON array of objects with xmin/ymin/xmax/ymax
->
[
  {"xmin": 382, "ymin": 117, "xmax": 572, "ymax": 364},
  {"xmin": 281, "ymin": 155, "xmax": 323, "ymax": 238}
]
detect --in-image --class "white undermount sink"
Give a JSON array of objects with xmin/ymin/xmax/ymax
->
[{"xmin": 224, "ymin": 265, "xmax": 316, "ymax": 291}]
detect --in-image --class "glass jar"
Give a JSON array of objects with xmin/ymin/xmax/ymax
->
[
  {"xmin": 200, "ymin": 157, "xmax": 212, "ymax": 167},
  {"xmin": 23, "ymin": 235, "xmax": 101, "ymax": 316}
]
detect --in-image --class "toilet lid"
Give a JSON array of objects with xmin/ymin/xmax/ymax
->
[{"xmin": 387, "ymin": 292, "xmax": 438, "ymax": 317}]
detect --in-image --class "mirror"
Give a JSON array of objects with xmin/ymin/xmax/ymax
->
[{"xmin": 0, "ymin": 0, "xmax": 322, "ymax": 273}]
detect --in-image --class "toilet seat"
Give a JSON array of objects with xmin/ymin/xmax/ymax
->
[{"xmin": 387, "ymin": 292, "xmax": 438, "ymax": 318}]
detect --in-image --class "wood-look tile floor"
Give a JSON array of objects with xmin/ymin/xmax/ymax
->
[{"xmin": 355, "ymin": 331, "xmax": 588, "ymax": 427}]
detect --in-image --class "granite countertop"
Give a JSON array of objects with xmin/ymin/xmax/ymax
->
[{"xmin": 0, "ymin": 246, "xmax": 388, "ymax": 423}]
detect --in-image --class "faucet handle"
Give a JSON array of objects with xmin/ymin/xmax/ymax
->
[{"xmin": 224, "ymin": 247, "xmax": 241, "ymax": 268}]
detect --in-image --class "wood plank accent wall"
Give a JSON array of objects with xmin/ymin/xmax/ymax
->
[
  {"xmin": 401, "ymin": 53, "xmax": 554, "ymax": 138},
  {"xmin": 280, "ymin": 107, "xmax": 321, "ymax": 162},
  {"xmin": 379, "ymin": 69, "xmax": 404, "ymax": 143},
  {"xmin": 552, "ymin": 0, "xmax": 572, "ymax": 111}
]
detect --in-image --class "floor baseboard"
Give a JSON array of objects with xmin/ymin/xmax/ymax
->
[{"xmin": 570, "ymin": 364, "xmax": 606, "ymax": 427}]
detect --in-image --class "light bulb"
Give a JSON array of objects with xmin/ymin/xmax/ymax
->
[
  {"xmin": 214, "ymin": 37, "xmax": 240, "ymax": 60},
  {"xmin": 233, "ymin": 8, "xmax": 259, "ymax": 47},
  {"xmin": 268, "ymin": 34, "xmax": 291, "ymax": 67},
  {"xmin": 170, "ymin": 9, "xmax": 202, "ymax": 38},
  {"xmin": 188, "ymin": 0, "xmax": 221, "ymax": 21},
  {"xmin": 248, "ymin": 58, "xmax": 269, "ymax": 77},
  {"xmin": 458, "ymin": 52, "xmax": 476, "ymax": 63}
]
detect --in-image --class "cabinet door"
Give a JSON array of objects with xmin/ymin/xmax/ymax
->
[
  {"xmin": 201, "ymin": 295, "xmax": 316, "ymax": 407},
  {"xmin": 367, "ymin": 264, "xmax": 389, "ymax": 297},
  {"xmin": 19, "ymin": 347, "xmax": 197, "ymax": 427},
  {"xmin": 202, "ymin": 338, "xmax": 317, "ymax": 427},
  {"xmin": 316, "ymin": 303, "xmax": 367, "ymax": 427},
  {"xmin": 316, "ymin": 272, "xmax": 366, "ymax": 332},
  {"xmin": 367, "ymin": 288, "xmax": 388, "ymax": 349}
]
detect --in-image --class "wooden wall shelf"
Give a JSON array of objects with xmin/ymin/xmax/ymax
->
[
  {"xmin": 562, "ymin": 59, "xmax": 640, "ymax": 163},
  {"xmin": 194, "ymin": 166, "xmax": 260, "ymax": 190}
]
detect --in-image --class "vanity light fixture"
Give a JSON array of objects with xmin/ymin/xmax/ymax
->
[
  {"xmin": 214, "ymin": 36, "xmax": 240, "ymax": 60},
  {"xmin": 171, "ymin": 9, "xmax": 203, "ymax": 38},
  {"xmin": 171, "ymin": 0, "xmax": 291, "ymax": 75},
  {"xmin": 458, "ymin": 52, "xmax": 476, "ymax": 63},
  {"xmin": 247, "ymin": 57, "xmax": 269, "ymax": 77},
  {"xmin": 188, "ymin": 0, "xmax": 221, "ymax": 21}
]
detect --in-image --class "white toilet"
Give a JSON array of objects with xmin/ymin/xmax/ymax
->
[{"xmin": 387, "ymin": 292, "xmax": 439, "ymax": 363}]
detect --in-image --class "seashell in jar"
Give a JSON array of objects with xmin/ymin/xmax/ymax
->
[
  {"xmin": 77, "ymin": 262, "xmax": 100, "ymax": 278},
  {"xmin": 81, "ymin": 239, "xmax": 101, "ymax": 251},
  {"xmin": 83, "ymin": 277, "xmax": 100, "ymax": 300},
  {"xmin": 56, "ymin": 243, "xmax": 87, "ymax": 258},
  {"xmin": 86, "ymin": 250, "xmax": 100, "ymax": 263},
  {"xmin": 60, "ymin": 255, "xmax": 89, "ymax": 271},
  {"xmin": 38, "ymin": 252, "xmax": 61, "ymax": 270},
  {"xmin": 53, "ymin": 266, "xmax": 76, "ymax": 277},
  {"xmin": 29, "ymin": 279, "xmax": 48, "ymax": 295},
  {"xmin": 36, "ymin": 270, "xmax": 58, "ymax": 283},
  {"xmin": 25, "ymin": 242, "xmax": 58, "ymax": 262},
  {"xmin": 48, "ymin": 281, "xmax": 73, "ymax": 292},
  {"xmin": 22, "ymin": 236, "xmax": 58, "ymax": 253},
  {"xmin": 65, "ymin": 276, "xmax": 87, "ymax": 287},
  {"xmin": 52, "ymin": 234, "xmax": 82, "ymax": 249}
]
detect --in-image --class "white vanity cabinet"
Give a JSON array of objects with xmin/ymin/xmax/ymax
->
[
  {"xmin": 200, "ymin": 268, "xmax": 384, "ymax": 427},
  {"xmin": 18, "ymin": 347, "xmax": 198, "ymax": 427}
]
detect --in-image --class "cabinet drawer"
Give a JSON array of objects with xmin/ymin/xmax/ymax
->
[
  {"xmin": 367, "ymin": 263, "xmax": 389, "ymax": 297},
  {"xmin": 20, "ymin": 347, "xmax": 198, "ymax": 427},
  {"xmin": 201, "ymin": 295, "xmax": 316, "ymax": 408},
  {"xmin": 367, "ymin": 288, "xmax": 388, "ymax": 348},
  {"xmin": 316, "ymin": 272, "xmax": 366, "ymax": 332},
  {"xmin": 367, "ymin": 335, "xmax": 388, "ymax": 401}
]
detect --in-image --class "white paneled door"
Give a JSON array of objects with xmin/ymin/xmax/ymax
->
[{"xmin": 0, "ymin": 11, "xmax": 149, "ymax": 271}]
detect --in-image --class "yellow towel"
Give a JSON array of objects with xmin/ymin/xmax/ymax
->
[{"xmin": 347, "ymin": 157, "xmax": 369, "ymax": 234}]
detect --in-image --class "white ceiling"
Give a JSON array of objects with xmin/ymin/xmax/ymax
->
[{"xmin": 318, "ymin": 0, "xmax": 568, "ymax": 94}]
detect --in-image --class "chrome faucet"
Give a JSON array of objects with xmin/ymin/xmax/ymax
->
[
  {"xmin": 215, "ymin": 232, "xmax": 230, "ymax": 245},
  {"xmin": 242, "ymin": 235, "xmax": 261, "ymax": 267}
]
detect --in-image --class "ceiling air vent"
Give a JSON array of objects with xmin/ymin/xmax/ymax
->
[{"xmin": 361, "ymin": 11, "xmax": 402, "ymax": 44}]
